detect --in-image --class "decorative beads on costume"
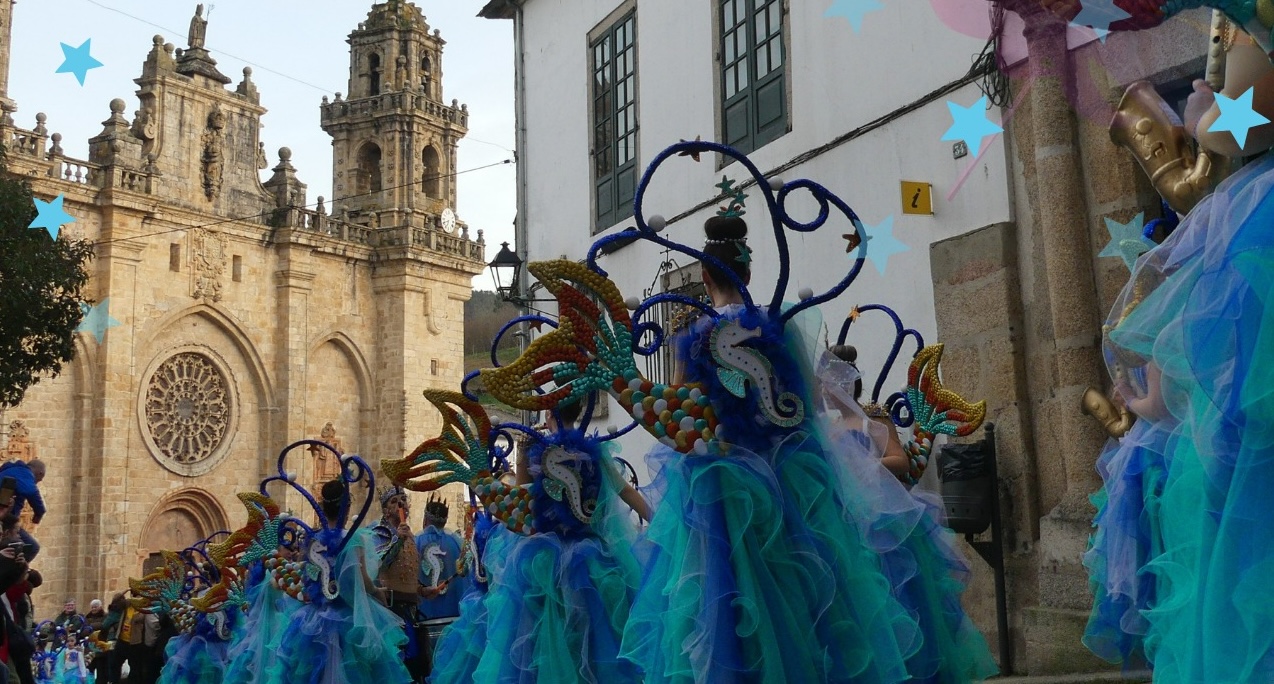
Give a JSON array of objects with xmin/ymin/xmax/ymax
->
[
  {"xmin": 900, "ymin": 344, "xmax": 987, "ymax": 484},
  {"xmin": 472, "ymin": 475, "xmax": 537, "ymax": 535},
  {"xmin": 263, "ymin": 550, "xmax": 312, "ymax": 602},
  {"xmin": 710, "ymin": 319, "xmax": 804, "ymax": 428},
  {"xmin": 611, "ymin": 373, "xmax": 720, "ymax": 455}
]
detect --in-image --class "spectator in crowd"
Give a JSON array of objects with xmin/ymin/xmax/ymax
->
[
  {"xmin": 0, "ymin": 513, "xmax": 33, "ymax": 684},
  {"xmin": 53, "ymin": 598, "xmax": 80, "ymax": 630},
  {"xmin": 94, "ymin": 594, "xmax": 127, "ymax": 684},
  {"xmin": 0, "ymin": 460, "xmax": 45, "ymax": 561},
  {"xmin": 116, "ymin": 595, "xmax": 149, "ymax": 684},
  {"xmin": 84, "ymin": 600, "xmax": 106, "ymax": 632}
]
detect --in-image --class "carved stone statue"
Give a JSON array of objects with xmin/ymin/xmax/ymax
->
[
  {"xmin": 5, "ymin": 421, "xmax": 36, "ymax": 463},
  {"xmin": 200, "ymin": 106, "xmax": 225, "ymax": 200},
  {"xmin": 309, "ymin": 422, "xmax": 345, "ymax": 485},
  {"xmin": 188, "ymin": 4, "xmax": 208, "ymax": 50}
]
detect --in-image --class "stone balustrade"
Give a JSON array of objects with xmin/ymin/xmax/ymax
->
[
  {"xmin": 275, "ymin": 205, "xmax": 483, "ymax": 261},
  {"xmin": 320, "ymin": 92, "xmax": 468, "ymax": 128}
]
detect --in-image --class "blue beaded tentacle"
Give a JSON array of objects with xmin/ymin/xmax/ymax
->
[
  {"xmin": 461, "ymin": 370, "xmax": 483, "ymax": 402},
  {"xmin": 586, "ymin": 142, "xmax": 760, "ymax": 312},
  {"xmin": 631, "ymin": 292, "xmax": 720, "ymax": 356}
]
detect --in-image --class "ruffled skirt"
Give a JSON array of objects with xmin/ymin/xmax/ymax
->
[
  {"xmin": 620, "ymin": 431, "xmax": 981, "ymax": 683},
  {"xmin": 431, "ymin": 480, "xmax": 642, "ymax": 683},
  {"xmin": 1082, "ymin": 421, "xmax": 1170, "ymax": 666},
  {"xmin": 1104, "ymin": 151, "xmax": 1274, "ymax": 682}
]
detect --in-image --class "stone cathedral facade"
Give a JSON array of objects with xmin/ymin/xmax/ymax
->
[{"xmin": 0, "ymin": 0, "xmax": 484, "ymax": 606}]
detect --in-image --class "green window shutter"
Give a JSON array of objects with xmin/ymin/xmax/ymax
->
[
  {"xmin": 720, "ymin": 0, "xmax": 787, "ymax": 155},
  {"xmin": 592, "ymin": 12, "xmax": 638, "ymax": 232}
]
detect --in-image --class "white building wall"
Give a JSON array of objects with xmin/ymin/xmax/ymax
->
[{"xmin": 515, "ymin": 0, "xmax": 1012, "ymax": 468}]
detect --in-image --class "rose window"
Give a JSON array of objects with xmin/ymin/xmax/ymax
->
[{"xmin": 144, "ymin": 353, "xmax": 231, "ymax": 465}]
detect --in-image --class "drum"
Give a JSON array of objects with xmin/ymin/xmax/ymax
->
[{"xmin": 421, "ymin": 617, "xmax": 456, "ymax": 642}]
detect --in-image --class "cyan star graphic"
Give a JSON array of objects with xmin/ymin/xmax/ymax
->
[
  {"xmin": 28, "ymin": 195, "xmax": 75, "ymax": 239},
  {"xmin": 855, "ymin": 216, "xmax": 908, "ymax": 275},
  {"xmin": 1070, "ymin": 0, "xmax": 1131, "ymax": 42},
  {"xmin": 714, "ymin": 176, "xmax": 736, "ymax": 196},
  {"xmin": 735, "ymin": 242, "xmax": 752, "ymax": 266},
  {"xmin": 56, "ymin": 39, "xmax": 104, "ymax": 86},
  {"xmin": 1099, "ymin": 213, "xmax": 1153, "ymax": 271},
  {"xmin": 825, "ymin": 0, "xmax": 884, "ymax": 33},
  {"xmin": 941, "ymin": 96, "xmax": 1002, "ymax": 154},
  {"xmin": 77, "ymin": 299, "xmax": 121, "ymax": 344},
  {"xmin": 1208, "ymin": 86, "xmax": 1271, "ymax": 149}
]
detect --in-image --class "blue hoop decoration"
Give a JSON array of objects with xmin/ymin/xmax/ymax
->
[
  {"xmin": 631, "ymin": 292, "xmax": 719, "ymax": 355},
  {"xmin": 491, "ymin": 315, "xmax": 558, "ymax": 367},
  {"xmin": 836, "ymin": 303, "xmax": 925, "ymax": 406},
  {"xmin": 587, "ymin": 141, "xmax": 869, "ymax": 322},
  {"xmin": 257, "ymin": 440, "xmax": 376, "ymax": 557}
]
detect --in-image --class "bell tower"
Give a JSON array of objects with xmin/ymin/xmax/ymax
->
[{"xmin": 321, "ymin": 0, "xmax": 468, "ymax": 233}]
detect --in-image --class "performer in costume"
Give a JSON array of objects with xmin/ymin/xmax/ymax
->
[
  {"xmin": 373, "ymin": 485, "xmax": 431, "ymax": 680},
  {"xmin": 820, "ymin": 322, "xmax": 997, "ymax": 683},
  {"xmin": 414, "ymin": 495, "xmax": 466, "ymax": 622},
  {"xmin": 382, "ymin": 389, "xmax": 646, "ymax": 683},
  {"xmin": 157, "ymin": 543, "xmax": 241, "ymax": 684},
  {"xmin": 1041, "ymin": 1, "xmax": 1274, "ymax": 679},
  {"xmin": 212, "ymin": 442, "xmax": 411, "ymax": 684},
  {"xmin": 215, "ymin": 494, "xmax": 299, "ymax": 684},
  {"xmin": 478, "ymin": 140, "xmax": 996, "ymax": 683}
]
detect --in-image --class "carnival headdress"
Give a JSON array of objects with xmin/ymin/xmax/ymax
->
[
  {"xmin": 425, "ymin": 494, "xmax": 449, "ymax": 524},
  {"xmin": 378, "ymin": 483, "xmax": 406, "ymax": 508}
]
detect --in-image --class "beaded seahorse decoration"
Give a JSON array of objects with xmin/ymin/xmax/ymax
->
[
  {"xmin": 480, "ymin": 260, "xmax": 725, "ymax": 455},
  {"xmin": 383, "ymin": 391, "xmax": 538, "ymax": 534},
  {"xmin": 901, "ymin": 344, "xmax": 987, "ymax": 485}
]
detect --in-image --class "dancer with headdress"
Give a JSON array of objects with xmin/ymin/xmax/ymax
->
[
  {"xmin": 1040, "ymin": 1, "xmax": 1274, "ymax": 679},
  {"xmin": 413, "ymin": 494, "xmax": 467, "ymax": 658},
  {"xmin": 382, "ymin": 387, "xmax": 646, "ymax": 683},
  {"xmin": 477, "ymin": 139, "xmax": 996, "ymax": 683},
  {"xmin": 820, "ymin": 311, "xmax": 997, "ymax": 682},
  {"xmin": 372, "ymin": 484, "xmax": 432, "ymax": 680},
  {"xmin": 207, "ymin": 442, "xmax": 411, "ymax": 684}
]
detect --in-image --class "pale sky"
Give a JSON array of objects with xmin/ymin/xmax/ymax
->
[{"xmin": 7, "ymin": 0, "xmax": 516, "ymax": 289}]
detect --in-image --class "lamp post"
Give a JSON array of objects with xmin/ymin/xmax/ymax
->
[{"xmin": 488, "ymin": 241, "xmax": 523, "ymax": 303}]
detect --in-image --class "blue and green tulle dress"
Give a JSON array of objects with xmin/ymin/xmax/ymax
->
[
  {"xmin": 1081, "ymin": 417, "xmax": 1171, "ymax": 667},
  {"xmin": 221, "ymin": 561, "xmax": 298, "ymax": 684},
  {"xmin": 619, "ymin": 305, "xmax": 995, "ymax": 683},
  {"xmin": 159, "ymin": 605, "xmax": 241, "ymax": 684},
  {"xmin": 230, "ymin": 527, "xmax": 411, "ymax": 684},
  {"xmin": 816, "ymin": 350, "xmax": 998, "ymax": 683},
  {"xmin": 430, "ymin": 431, "xmax": 644, "ymax": 684},
  {"xmin": 1099, "ymin": 151, "xmax": 1274, "ymax": 681}
]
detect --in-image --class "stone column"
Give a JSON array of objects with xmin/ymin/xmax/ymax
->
[
  {"xmin": 0, "ymin": 0, "xmax": 17, "ymax": 118},
  {"xmin": 87, "ymin": 232, "xmax": 147, "ymax": 601},
  {"xmin": 1005, "ymin": 1, "xmax": 1114, "ymax": 674},
  {"xmin": 273, "ymin": 247, "xmax": 316, "ymax": 511}
]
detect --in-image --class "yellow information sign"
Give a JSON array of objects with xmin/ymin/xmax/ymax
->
[{"xmin": 901, "ymin": 181, "xmax": 933, "ymax": 215}]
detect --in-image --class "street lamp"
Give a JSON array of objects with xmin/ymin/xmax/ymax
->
[{"xmin": 488, "ymin": 241, "xmax": 523, "ymax": 302}]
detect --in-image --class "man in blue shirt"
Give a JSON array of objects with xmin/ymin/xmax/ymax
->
[
  {"xmin": 0, "ymin": 459, "xmax": 45, "ymax": 560},
  {"xmin": 414, "ymin": 495, "xmax": 466, "ymax": 621}
]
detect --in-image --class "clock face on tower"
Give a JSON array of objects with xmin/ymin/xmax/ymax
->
[{"xmin": 441, "ymin": 207, "xmax": 457, "ymax": 233}]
